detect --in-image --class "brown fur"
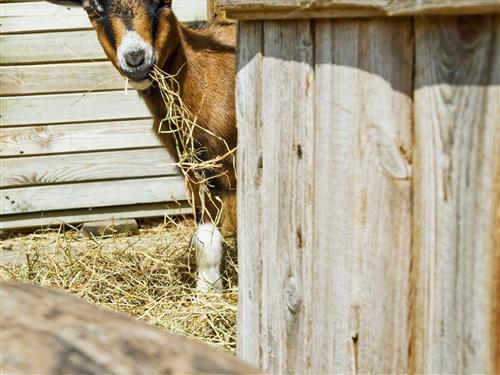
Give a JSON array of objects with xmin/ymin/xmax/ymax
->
[{"xmin": 87, "ymin": 1, "xmax": 237, "ymax": 234}]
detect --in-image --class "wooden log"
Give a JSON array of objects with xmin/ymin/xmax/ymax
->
[
  {"xmin": 0, "ymin": 282, "xmax": 257, "ymax": 374},
  {"xmin": 236, "ymin": 18, "xmax": 413, "ymax": 373},
  {"xmin": 411, "ymin": 15, "xmax": 500, "ymax": 374}
]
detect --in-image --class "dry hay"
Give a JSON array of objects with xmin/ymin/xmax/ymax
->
[
  {"xmin": 150, "ymin": 65, "xmax": 236, "ymax": 225},
  {"xmin": 0, "ymin": 218, "xmax": 238, "ymax": 353}
]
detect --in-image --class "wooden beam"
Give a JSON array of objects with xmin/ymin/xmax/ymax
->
[{"xmin": 219, "ymin": 0, "xmax": 500, "ymax": 19}]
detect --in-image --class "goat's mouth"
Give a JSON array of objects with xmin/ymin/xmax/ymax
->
[{"xmin": 128, "ymin": 77, "xmax": 153, "ymax": 90}]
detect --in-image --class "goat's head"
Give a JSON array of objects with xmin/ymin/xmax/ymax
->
[{"xmin": 48, "ymin": 0, "xmax": 177, "ymax": 89}]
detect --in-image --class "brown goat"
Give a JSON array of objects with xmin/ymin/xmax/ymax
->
[{"xmin": 48, "ymin": 0, "xmax": 236, "ymax": 292}]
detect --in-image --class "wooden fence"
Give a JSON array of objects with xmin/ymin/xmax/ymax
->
[
  {"xmin": 221, "ymin": 0, "xmax": 500, "ymax": 373},
  {"xmin": 0, "ymin": 0, "xmax": 207, "ymax": 230}
]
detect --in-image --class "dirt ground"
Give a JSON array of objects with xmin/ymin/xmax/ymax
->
[{"xmin": 0, "ymin": 217, "xmax": 238, "ymax": 353}]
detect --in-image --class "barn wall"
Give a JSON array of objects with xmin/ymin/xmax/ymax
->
[
  {"xmin": 0, "ymin": 0, "xmax": 207, "ymax": 229},
  {"xmin": 234, "ymin": 11, "xmax": 500, "ymax": 375}
]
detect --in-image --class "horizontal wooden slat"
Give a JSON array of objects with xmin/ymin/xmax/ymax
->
[
  {"xmin": 1, "ymin": 91, "xmax": 151, "ymax": 126},
  {"xmin": 1, "ymin": 148, "xmax": 179, "ymax": 188},
  {"xmin": 0, "ymin": 62, "xmax": 128, "ymax": 95},
  {"xmin": 1, "ymin": 176, "xmax": 187, "ymax": 215},
  {"xmin": 0, "ymin": 120, "xmax": 159, "ymax": 156},
  {"xmin": 0, "ymin": 0, "xmax": 207, "ymax": 34},
  {"xmin": 0, "ymin": 202, "xmax": 192, "ymax": 230},
  {"xmin": 219, "ymin": 0, "xmax": 500, "ymax": 19},
  {"xmin": 0, "ymin": 30, "xmax": 106, "ymax": 65},
  {"xmin": 0, "ymin": 1, "xmax": 91, "ymax": 33}
]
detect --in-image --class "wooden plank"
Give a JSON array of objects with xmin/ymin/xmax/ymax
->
[
  {"xmin": 0, "ymin": 1, "xmax": 91, "ymax": 33},
  {"xmin": 0, "ymin": 202, "xmax": 192, "ymax": 230},
  {"xmin": 411, "ymin": 15, "xmax": 500, "ymax": 374},
  {"xmin": 258, "ymin": 19, "xmax": 316, "ymax": 374},
  {"xmin": 309, "ymin": 18, "xmax": 413, "ymax": 374},
  {"xmin": 0, "ymin": 120, "xmax": 159, "ymax": 156},
  {"xmin": 1, "ymin": 91, "xmax": 151, "ymax": 126},
  {"xmin": 0, "ymin": 62, "xmax": 127, "ymax": 95},
  {"xmin": 1, "ymin": 148, "xmax": 179, "ymax": 188},
  {"xmin": 235, "ymin": 20, "xmax": 264, "ymax": 368},
  {"xmin": 219, "ymin": 0, "xmax": 500, "ymax": 19},
  {"xmin": 0, "ymin": 0, "xmax": 208, "ymax": 33},
  {"xmin": 235, "ymin": 18, "xmax": 414, "ymax": 373},
  {"xmin": 0, "ymin": 30, "xmax": 106, "ymax": 65},
  {"xmin": 1, "ymin": 176, "xmax": 187, "ymax": 215}
]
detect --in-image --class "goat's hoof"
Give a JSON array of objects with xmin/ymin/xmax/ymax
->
[{"xmin": 195, "ymin": 278, "xmax": 223, "ymax": 294}]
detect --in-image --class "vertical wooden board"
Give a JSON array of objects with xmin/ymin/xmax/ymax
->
[
  {"xmin": 412, "ymin": 15, "xmax": 500, "ymax": 374},
  {"xmin": 258, "ymin": 19, "xmax": 315, "ymax": 374},
  {"xmin": 235, "ymin": 20, "xmax": 264, "ymax": 368},
  {"xmin": 311, "ymin": 18, "xmax": 413, "ymax": 373}
]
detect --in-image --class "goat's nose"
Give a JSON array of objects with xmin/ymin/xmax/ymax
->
[{"xmin": 124, "ymin": 49, "xmax": 145, "ymax": 68}]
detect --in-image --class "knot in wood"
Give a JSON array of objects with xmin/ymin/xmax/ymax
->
[{"xmin": 286, "ymin": 277, "xmax": 301, "ymax": 314}]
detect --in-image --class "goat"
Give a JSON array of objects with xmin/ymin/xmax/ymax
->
[{"xmin": 47, "ymin": 0, "xmax": 237, "ymax": 292}]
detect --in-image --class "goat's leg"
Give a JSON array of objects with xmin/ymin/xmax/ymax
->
[
  {"xmin": 193, "ymin": 222, "xmax": 224, "ymax": 292},
  {"xmin": 191, "ymin": 189, "xmax": 236, "ymax": 293}
]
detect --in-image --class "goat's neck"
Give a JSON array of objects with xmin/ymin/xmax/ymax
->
[{"xmin": 141, "ymin": 17, "xmax": 208, "ymax": 121}]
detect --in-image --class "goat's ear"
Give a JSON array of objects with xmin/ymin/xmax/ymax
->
[{"xmin": 45, "ymin": 0, "xmax": 83, "ymax": 7}]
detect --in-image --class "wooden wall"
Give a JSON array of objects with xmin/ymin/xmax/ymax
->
[
  {"xmin": 0, "ymin": 0, "xmax": 207, "ymax": 230},
  {"xmin": 229, "ymin": 1, "xmax": 500, "ymax": 373}
]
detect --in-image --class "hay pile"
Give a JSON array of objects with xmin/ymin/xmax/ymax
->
[{"xmin": 0, "ymin": 219, "xmax": 238, "ymax": 353}]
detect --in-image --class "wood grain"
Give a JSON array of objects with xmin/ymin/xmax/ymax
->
[
  {"xmin": 235, "ymin": 18, "xmax": 414, "ymax": 373},
  {"xmin": 0, "ymin": 1, "xmax": 91, "ymax": 33},
  {"xmin": 0, "ymin": 30, "xmax": 106, "ymax": 64},
  {"xmin": 0, "ymin": 0, "xmax": 207, "ymax": 33},
  {"xmin": 0, "ymin": 202, "xmax": 192, "ymax": 230},
  {"xmin": 0, "ymin": 120, "xmax": 158, "ymax": 156},
  {"xmin": 219, "ymin": 0, "xmax": 500, "ymax": 19},
  {"xmin": 310, "ymin": 18, "xmax": 413, "ymax": 374},
  {"xmin": 1, "ymin": 176, "xmax": 187, "ymax": 215},
  {"xmin": 1, "ymin": 91, "xmax": 151, "ymax": 126},
  {"xmin": 235, "ymin": 20, "xmax": 264, "ymax": 368},
  {"xmin": 0, "ymin": 282, "xmax": 258, "ymax": 374},
  {"xmin": 1, "ymin": 148, "xmax": 179, "ymax": 188},
  {"xmin": 0, "ymin": 62, "xmax": 127, "ymax": 95},
  {"xmin": 411, "ymin": 15, "xmax": 500, "ymax": 374}
]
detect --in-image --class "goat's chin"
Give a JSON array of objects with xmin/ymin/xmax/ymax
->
[{"xmin": 128, "ymin": 79, "xmax": 153, "ymax": 90}]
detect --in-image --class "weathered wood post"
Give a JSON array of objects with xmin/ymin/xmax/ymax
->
[{"xmin": 221, "ymin": 0, "xmax": 500, "ymax": 373}]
